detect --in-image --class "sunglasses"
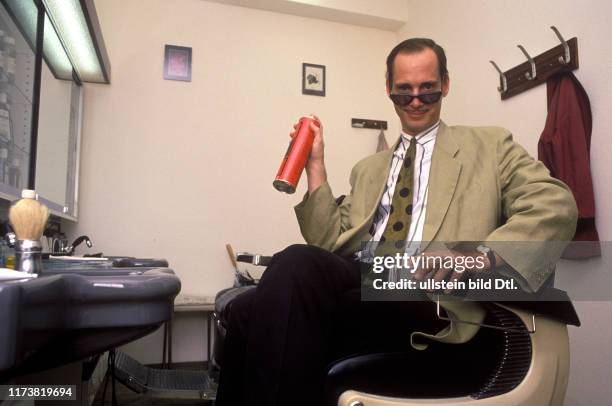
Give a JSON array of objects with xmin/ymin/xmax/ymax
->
[{"xmin": 389, "ymin": 91, "xmax": 443, "ymax": 106}]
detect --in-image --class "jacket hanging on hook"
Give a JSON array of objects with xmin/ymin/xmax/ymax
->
[{"xmin": 538, "ymin": 72, "xmax": 600, "ymax": 258}]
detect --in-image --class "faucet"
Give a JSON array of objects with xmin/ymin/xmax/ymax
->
[
  {"xmin": 64, "ymin": 235, "xmax": 93, "ymax": 255},
  {"xmin": 2, "ymin": 222, "xmax": 15, "ymax": 247},
  {"xmin": 4, "ymin": 231, "xmax": 16, "ymax": 248}
]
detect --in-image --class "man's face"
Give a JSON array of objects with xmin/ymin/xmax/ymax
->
[{"xmin": 387, "ymin": 49, "xmax": 449, "ymax": 135}]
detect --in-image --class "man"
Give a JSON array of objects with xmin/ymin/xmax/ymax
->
[{"xmin": 216, "ymin": 38, "xmax": 577, "ymax": 406}]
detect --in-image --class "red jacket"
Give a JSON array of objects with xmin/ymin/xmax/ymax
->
[{"xmin": 538, "ymin": 72, "xmax": 600, "ymax": 258}]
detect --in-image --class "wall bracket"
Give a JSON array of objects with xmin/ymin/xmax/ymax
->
[{"xmin": 351, "ymin": 118, "xmax": 387, "ymax": 130}]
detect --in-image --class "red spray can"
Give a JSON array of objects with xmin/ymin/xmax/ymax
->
[{"xmin": 273, "ymin": 115, "xmax": 320, "ymax": 194}]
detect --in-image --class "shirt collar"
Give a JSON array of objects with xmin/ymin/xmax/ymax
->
[{"xmin": 395, "ymin": 120, "xmax": 440, "ymax": 156}]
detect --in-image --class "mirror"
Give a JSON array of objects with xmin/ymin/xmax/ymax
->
[
  {"xmin": 0, "ymin": 0, "xmax": 89, "ymax": 219},
  {"xmin": 35, "ymin": 12, "xmax": 82, "ymax": 218}
]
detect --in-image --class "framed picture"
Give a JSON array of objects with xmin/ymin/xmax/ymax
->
[
  {"xmin": 302, "ymin": 63, "xmax": 325, "ymax": 96},
  {"xmin": 164, "ymin": 45, "xmax": 192, "ymax": 81}
]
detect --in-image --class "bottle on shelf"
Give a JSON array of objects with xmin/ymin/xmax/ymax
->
[
  {"xmin": 2, "ymin": 35, "xmax": 16, "ymax": 84},
  {"xmin": 0, "ymin": 29, "xmax": 5, "ymax": 80},
  {"xmin": 0, "ymin": 91, "xmax": 11, "ymax": 143},
  {"xmin": 0, "ymin": 147, "xmax": 7, "ymax": 184},
  {"xmin": 8, "ymin": 157, "xmax": 20, "ymax": 189}
]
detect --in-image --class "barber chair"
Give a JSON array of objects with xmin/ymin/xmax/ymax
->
[
  {"xmin": 212, "ymin": 197, "xmax": 580, "ymax": 405},
  {"xmin": 212, "ymin": 255, "xmax": 579, "ymax": 406}
]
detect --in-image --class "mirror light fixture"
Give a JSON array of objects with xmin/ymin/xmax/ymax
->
[
  {"xmin": 42, "ymin": 0, "xmax": 110, "ymax": 83},
  {"xmin": 2, "ymin": 0, "xmax": 110, "ymax": 83},
  {"xmin": 2, "ymin": 0, "xmax": 72, "ymax": 80}
]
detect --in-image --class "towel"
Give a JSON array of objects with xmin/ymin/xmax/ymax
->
[{"xmin": 0, "ymin": 268, "xmax": 38, "ymax": 281}]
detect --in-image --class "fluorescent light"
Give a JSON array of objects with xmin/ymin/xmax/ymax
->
[
  {"xmin": 42, "ymin": 0, "xmax": 110, "ymax": 83},
  {"xmin": 43, "ymin": 13, "xmax": 73, "ymax": 80},
  {"xmin": 2, "ymin": 0, "xmax": 73, "ymax": 80},
  {"xmin": 3, "ymin": 0, "xmax": 109, "ymax": 83}
]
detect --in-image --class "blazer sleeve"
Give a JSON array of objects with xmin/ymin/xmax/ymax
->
[
  {"xmin": 486, "ymin": 132, "xmax": 578, "ymax": 291},
  {"xmin": 294, "ymin": 169, "xmax": 355, "ymax": 251}
]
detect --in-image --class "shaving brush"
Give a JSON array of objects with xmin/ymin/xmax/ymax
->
[{"xmin": 8, "ymin": 189, "xmax": 49, "ymax": 274}]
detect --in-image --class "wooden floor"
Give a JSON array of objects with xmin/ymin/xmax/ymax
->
[{"xmin": 92, "ymin": 362, "xmax": 214, "ymax": 406}]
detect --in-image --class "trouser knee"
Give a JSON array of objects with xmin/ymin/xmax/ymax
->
[
  {"xmin": 264, "ymin": 244, "xmax": 330, "ymax": 285},
  {"xmin": 226, "ymin": 288, "xmax": 256, "ymax": 333}
]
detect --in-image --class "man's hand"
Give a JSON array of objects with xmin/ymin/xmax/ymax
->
[{"xmin": 290, "ymin": 114, "xmax": 327, "ymax": 193}]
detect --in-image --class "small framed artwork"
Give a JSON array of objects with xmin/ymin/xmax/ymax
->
[
  {"xmin": 164, "ymin": 45, "xmax": 192, "ymax": 82},
  {"xmin": 302, "ymin": 63, "xmax": 325, "ymax": 96}
]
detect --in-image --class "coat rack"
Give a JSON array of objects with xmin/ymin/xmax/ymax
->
[{"xmin": 490, "ymin": 26, "xmax": 578, "ymax": 100}]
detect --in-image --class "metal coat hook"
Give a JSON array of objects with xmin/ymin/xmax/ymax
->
[
  {"xmin": 550, "ymin": 26, "xmax": 570, "ymax": 64},
  {"xmin": 489, "ymin": 60, "xmax": 507, "ymax": 93},
  {"xmin": 517, "ymin": 45, "xmax": 536, "ymax": 80},
  {"xmin": 490, "ymin": 26, "xmax": 578, "ymax": 100}
]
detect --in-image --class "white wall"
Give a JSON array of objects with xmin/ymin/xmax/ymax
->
[
  {"xmin": 398, "ymin": 1, "xmax": 612, "ymax": 404},
  {"xmin": 64, "ymin": 0, "xmax": 398, "ymax": 363}
]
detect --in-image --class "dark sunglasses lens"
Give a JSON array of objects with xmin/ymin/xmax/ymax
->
[
  {"xmin": 390, "ymin": 94, "xmax": 413, "ymax": 106},
  {"xmin": 419, "ymin": 92, "xmax": 442, "ymax": 104},
  {"xmin": 390, "ymin": 92, "xmax": 441, "ymax": 106}
]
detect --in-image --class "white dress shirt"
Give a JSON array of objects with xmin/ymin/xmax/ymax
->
[{"xmin": 358, "ymin": 120, "xmax": 439, "ymax": 261}]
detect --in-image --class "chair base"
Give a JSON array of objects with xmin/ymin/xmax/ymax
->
[{"xmin": 337, "ymin": 305, "xmax": 569, "ymax": 406}]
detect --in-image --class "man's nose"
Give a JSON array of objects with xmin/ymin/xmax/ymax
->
[{"xmin": 409, "ymin": 96, "xmax": 423, "ymax": 109}]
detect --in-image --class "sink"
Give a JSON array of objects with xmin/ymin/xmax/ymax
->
[
  {"xmin": 42, "ymin": 257, "xmax": 114, "ymax": 272},
  {"xmin": 107, "ymin": 257, "xmax": 169, "ymax": 268},
  {"xmin": 0, "ymin": 266, "xmax": 181, "ymax": 380},
  {"xmin": 41, "ymin": 256, "xmax": 169, "ymax": 275}
]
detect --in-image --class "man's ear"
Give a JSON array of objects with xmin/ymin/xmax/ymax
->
[
  {"xmin": 442, "ymin": 74, "xmax": 450, "ymax": 97},
  {"xmin": 386, "ymin": 78, "xmax": 392, "ymax": 95}
]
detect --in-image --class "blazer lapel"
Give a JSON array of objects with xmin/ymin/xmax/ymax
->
[
  {"xmin": 334, "ymin": 137, "xmax": 398, "ymax": 254},
  {"xmin": 422, "ymin": 122, "xmax": 462, "ymax": 245},
  {"xmin": 363, "ymin": 137, "xmax": 400, "ymax": 212}
]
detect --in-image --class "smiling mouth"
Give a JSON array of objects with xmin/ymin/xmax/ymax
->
[{"xmin": 404, "ymin": 109, "xmax": 427, "ymax": 116}]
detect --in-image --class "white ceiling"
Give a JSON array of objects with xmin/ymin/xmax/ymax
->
[{"xmin": 203, "ymin": 0, "xmax": 407, "ymax": 31}]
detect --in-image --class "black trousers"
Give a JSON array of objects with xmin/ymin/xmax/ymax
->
[{"xmin": 215, "ymin": 244, "xmax": 480, "ymax": 406}]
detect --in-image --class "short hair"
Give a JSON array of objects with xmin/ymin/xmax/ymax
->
[{"xmin": 386, "ymin": 38, "xmax": 448, "ymax": 88}]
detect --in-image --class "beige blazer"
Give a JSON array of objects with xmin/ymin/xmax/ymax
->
[{"xmin": 295, "ymin": 121, "xmax": 578, "ymax": 292}]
